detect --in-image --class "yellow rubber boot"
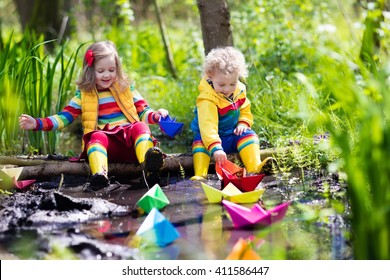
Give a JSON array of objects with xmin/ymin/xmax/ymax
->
[
  {"xmin": 87, "ymin": 143, "xmax": 108, "ymax": 176},
  {"xmin": 191, "ymin": 152, "xmax": 211, "ymax": 180},
  {"xmin": 190, "ymin": 140, "xmax": 211, "ymax": 180},
  {"xmin": 135, "ymin": 134, "xmax": 154, "ymax": 164},
  {"xmin": 238, "ymin": 142, "xmax": 263, "ymax": 174}
]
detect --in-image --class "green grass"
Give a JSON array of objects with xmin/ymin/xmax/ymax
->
[{"xmin": 0, "ymin": 32, "xmax": 81, "ymax": 154}]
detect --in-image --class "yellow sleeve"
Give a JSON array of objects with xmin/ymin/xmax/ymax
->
[
  {"xmin": 197, "ymin": 97, "xmax": 223, "ymax": 153},
  {"xmin": 238, "ymin": 96, "xmax": 253, "ymax": 127}
]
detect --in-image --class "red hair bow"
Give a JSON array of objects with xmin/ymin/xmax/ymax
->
[{"xmin": 85, "ymin": 50, "xmax": 94, "ymax": 67}]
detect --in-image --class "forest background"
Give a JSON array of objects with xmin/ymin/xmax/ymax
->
[{"xmin": 0, "ymin": 0, "xmax": 389, "ymax": 260}]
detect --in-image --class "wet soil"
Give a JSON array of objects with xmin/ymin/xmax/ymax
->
[{"xmin": 0, "ymin": 172, "xmax": 352, "ymax": 260}]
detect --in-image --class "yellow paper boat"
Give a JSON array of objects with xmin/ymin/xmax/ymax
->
[
  {"xmin": 1, "ymin": 167, "xmax": 23, "ymax": 180},
  {"xmin": 201, "ymin": 182, "xmax": 264, "ymax": 204},
  {"xmin": 0, "ymin": 167, "xmax": 35, "ymax": 190}
]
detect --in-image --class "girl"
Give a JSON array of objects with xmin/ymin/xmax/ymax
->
[
  {"xmin": 190, "ymin": 46, "xmax": 266, "ymax": 180},
  {"xmin": 19, "ymin": 40, "xmax": 168, "ymax": 190}
]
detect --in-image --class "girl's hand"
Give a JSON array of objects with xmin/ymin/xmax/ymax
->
[
  {"xmin": 155, "ymin": 108, "xmax": 169, "ymax": 120},
  {"xmin": 213, "ymin": 150, "xmax": 227, "ymax": 167},
  {"xmin": 234, "ymin": 125, "xmax": 248, "ymax": 135},
  {"xmin": 19, "ymin": 114, "xmax": 37, "ymax": 130}
]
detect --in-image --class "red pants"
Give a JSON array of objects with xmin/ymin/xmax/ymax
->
[{"xmin": 80, "ymin": 122, "xmax": 156, "ymax": 163}]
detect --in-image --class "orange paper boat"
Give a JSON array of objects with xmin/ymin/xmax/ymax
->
[{"xmin": 226, "ymin": 238, "xmax": 262, "ymax": 260}]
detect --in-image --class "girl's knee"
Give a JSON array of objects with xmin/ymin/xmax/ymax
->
[
  {"xmin": 89, "ymin": 131, "xmax": 108, "ymax": 146},
  {"xmin": 130, "ymin": 122, "xmax": 151, "ymax": 137}
]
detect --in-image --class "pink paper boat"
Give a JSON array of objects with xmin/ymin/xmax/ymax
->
[
  {"xmin": 1, "ymin": 167, "xmax": 36, "ymax": 191},
  {"xmin": 159, "ymin": 115, "xmax": 184, "ymax": 138},
  {"xmin": 13, "ymin": 178, "xmax": 36, "ymax": 190},
  {"xmin": 222, "ymin": 200, "xmax": 290, "ymax": 228}
]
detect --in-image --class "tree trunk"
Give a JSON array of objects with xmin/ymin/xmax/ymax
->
[
  {"xmin": 13, "ymin": 0, "xmax": 71, "ymax": 47},
  {"xmin": 13, "ymin": 0, "xmax": 34, "ymax": 30},
  {"xmin": 152, "ymin": 0, "xmax": 178, "ymax": 79},
  {"xmin": 130, "ymin": 0, "xmax": 153, "ymax": 24},
  {"xmin": 196, "ymin": 0, "xmax": 233, "ymax": 55}
]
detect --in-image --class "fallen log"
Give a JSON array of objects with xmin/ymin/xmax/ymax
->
[{"xmin": 0, "ymin": 148, "xmax": 284, "ymax": 180}]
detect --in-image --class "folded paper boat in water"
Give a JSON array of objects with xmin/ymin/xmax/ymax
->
[
  {"xmin": 215, "ymin": 160, "xmax": 265, "ymax": 192},
  {"xmin": 222, "ymin": 200, "xmax": 290, "ymax": 228},
  {"xmin": 136, "ymin": 184, "xmax": 170, "ymax": 213},
  {"xmin": 201, "ymin": 182, "xmax": 264, "ymax": 204}
]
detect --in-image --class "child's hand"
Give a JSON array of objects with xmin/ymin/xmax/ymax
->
[
  {"xmin": 234, "ymin": 125, "xmax": 248, "ymax": 135},
  {"xmin": 213, "ymin": 150, "xmax": 227, "ymax": 167},
  {"xmin": 19, "ymin": 114, "xmax": 37, "ymax": 130},
  {"xmin": 155, "ymin": 109, "xmax": 169, "ymax": 120}
]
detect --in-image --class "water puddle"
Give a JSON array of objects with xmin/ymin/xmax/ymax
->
[
  {"xmin": 0, "ymin": 172, "xmax": 352, "ymax": 260},
  {"xmin": 67, "ymin": 173, "xmax": 351, "ymax": 260}
]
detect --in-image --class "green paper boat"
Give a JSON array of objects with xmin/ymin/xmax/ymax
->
[{"xmin": 136, "ymin": 184, "xmax": 170, "ymax": 213}]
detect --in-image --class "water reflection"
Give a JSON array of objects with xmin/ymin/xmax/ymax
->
[
  {"xmin": 69, "ymin": 175, "xmax": 351, "ymax": 260},
  {"xmin": 201, "ymin": 204, "xmax": 230, "ymax": 259}
]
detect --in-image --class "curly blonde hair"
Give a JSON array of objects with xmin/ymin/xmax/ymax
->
[
  {"xmin": 204, "ymin": 46, "xmax": 248, "ymax": 78},
  {"xmin": 76, "ymin": 40, "xmax": 129, "ymax": 92}
]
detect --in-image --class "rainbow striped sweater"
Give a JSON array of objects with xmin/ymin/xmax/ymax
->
[
  {"xmin": 190, "ymin": 77, "xmax": 253, "ymax": 155},
  {"xmin": 35, "ymin": 87, "xmax": 159, "ymax": 131}
]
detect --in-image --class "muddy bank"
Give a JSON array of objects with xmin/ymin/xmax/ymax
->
[
  {"xmin": 0, "ymin": 173, "xmax": 221, "ymax": 260},
  {"xmin": 0, "ymin": 185, "xmax": 140, "ymax": 259}
]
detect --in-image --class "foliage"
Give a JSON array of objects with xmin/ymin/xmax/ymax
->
[
  {"xmin": 0, "ymin": 31, "xmax": 81, "ymax": 154},
  {"xmin": 297, "ymin": 51, "xmax": 390, "ymax": 259}
]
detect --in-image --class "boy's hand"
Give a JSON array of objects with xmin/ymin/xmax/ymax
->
[
  {"xmin": 19, "ymin": 114, "xmax": 37, "ymax": 130},
  {"xmin": 213, "ymin": 150, "xmax": 227, "ymax": 167},
  {"xmin": 234, "ymin": 125, "xmax": 248, "ymax": 135}
]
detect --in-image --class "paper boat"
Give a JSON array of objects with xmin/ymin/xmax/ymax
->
[
  {"xmin": 136, "ymin": 184, "xmax": 170, "ymax": 213},
  {"xmin": 215, "ymin": 160, "xmax": 265, "ymax": 192},
  {"xmin": 215, "ymin": 159, "xmax": 243, "ymax": 180},
  {"xmin": 222, "ymin": 200, "xmax": 290, "ymax": 228},
  {"xmin": 201, "ymin": 182, "xmax": 264, "ymax": 204},
  {"xmin": 159, "ymin": 115, "xmax": 184, "ymax": 138},
  {"xmin": 136, "ymin": 207, "xmax": 180, "ymax": 247},
  {"xmin": 0, "ymin": 167, "xmax": 35, "ymax": 191},
  {"xmin": 226, "ymin": 238, "xmax": 262, "ymax": 260},
  {"xmin": 13, "ymin": 178, "xmax": 36, "ymax": 190}
]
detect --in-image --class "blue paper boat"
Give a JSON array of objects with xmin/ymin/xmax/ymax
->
[
  {"xmin": 159, "ymin": 115, "xmax": 184, "ymax": 138},
  {"xmin": 136, "ymin": 208, "xmax": 180, "ymax": 247}
]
